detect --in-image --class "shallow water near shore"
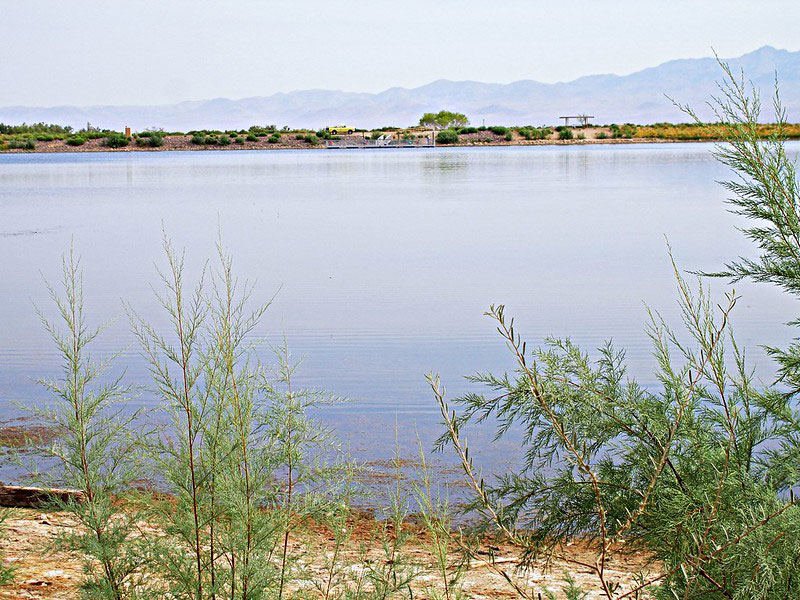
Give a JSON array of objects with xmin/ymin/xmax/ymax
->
[{"xmin": 1, "ymin": 144, "xmax": 798, "ymax": 486}]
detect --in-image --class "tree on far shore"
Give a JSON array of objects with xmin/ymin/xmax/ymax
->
[{"xmin": 419, "ymin": 110, "xmax": 469, "ymax": 130}]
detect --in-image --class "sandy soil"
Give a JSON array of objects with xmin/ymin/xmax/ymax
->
[{"xmin": 0, "ymin": 508, "xmax": 658, "ymax": 599}]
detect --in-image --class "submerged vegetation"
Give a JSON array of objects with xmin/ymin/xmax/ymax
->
[{"xmin": 2, "ymin": 64, "xmax": 800, "ymax": 599}]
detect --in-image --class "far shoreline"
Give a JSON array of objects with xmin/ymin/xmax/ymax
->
[{"xmin": 0, "ymin": 135, "xmax": 723, "ymax": 156}]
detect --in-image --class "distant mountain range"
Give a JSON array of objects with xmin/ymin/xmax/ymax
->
[{"xmin": 2, "ymin": 46, "xmax": 799, "ymax": 131}]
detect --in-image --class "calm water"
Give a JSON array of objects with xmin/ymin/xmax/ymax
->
[{"xmin": 1, "ymin": 144, "xmax": 798, "ymax": 482}]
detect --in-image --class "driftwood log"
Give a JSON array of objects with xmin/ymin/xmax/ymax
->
[{"xmin": 0, "ymin": 485, "xmax": 85, "ymax": 508}]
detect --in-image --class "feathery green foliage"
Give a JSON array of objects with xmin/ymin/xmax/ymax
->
[
  {"xmin": 29, "ymin": 247, "xmax": 147, "ymax": 599},
  {"xmin": 127, "ymin": 236, "xmax": 353, "ymax": 600},
  {"xmin": 431, "ymin": 62, "xmax": 800, "ymax": 600}
]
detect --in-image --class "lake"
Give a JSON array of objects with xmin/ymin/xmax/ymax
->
[{"xmin": 1, "ymin": 144, "xmax": 797, "ymax": 485}]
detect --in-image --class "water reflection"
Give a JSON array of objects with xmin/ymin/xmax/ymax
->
[{"xmin": 0, "ymin": 144, "xmax": 798, "ymax": 477}]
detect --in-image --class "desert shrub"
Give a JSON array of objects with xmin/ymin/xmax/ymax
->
[
  {"xmin": 504, "ymin": 132, "xmax": 513, "ymax": 141},
  {"xmin": 576, "ymin": 132, "xmax": 585, "ymax": 140},
  {"xmin": 268, "ymin": 133, "xmax": 281, "ymax": 143},
  {"xmin": 596, "ymin": 131, "xmax": 608, "ymax": 139},
  {"xmin": 517, "ymin": 126, "xmax": 552, "ymax": 140},
  {"xmin": 431, "ymin": 64, "xmax": 800, "ymax": 600},
  {"xmin": 235, "ymin": 136, "xmax": 244, "ymax": 144},
  {"xmin": 295, "ymin": 134, "xmax": 304, "ymax": 140},
  {"xmin": 611, "ymin": 124, "xmax": 636, "ymax": 139},
  {"xmin": 248, "ymin": 125, "xmax": 276, "ymax": 136},
  {"xmin": 218, "ymin": 134, "xmax": 231, "ymax": 146},
  {"xmin": 191, "ymin": 133, "xmax": 205, "ymax": 145},
  {"xmin": 204, "ymin": 135, "xmax": 219, "ymax": 145},
  {"xmin": 26, "ymin": 248, "xmax": 149, "ymax": 598},
  {"xmin": 303, "ymin": 134, "xmax": 319, "ymax": 144},
  {"xmin": 246, "ymin": 133, "xmax": 258, "ymax": 142},
  {"xmin": 8, "ymin": 138, "xmax": 36, "ymax": 150},
  {"xmin": 135, "ymin": 133, "xmax": 164, "ymax": 147},
  {"xmin": 457, "ymin": 126, "xmax": 478, "ymax": 134},
  {"xmin": 489, "ymin": 125, "xmax": 509, "ymax": 136},
  {"xmin": 436, "ymin": 129, "xmax": 458, "ymax": 144},
  {"xmin": 0, "ymin": 122, "xmax": 72, "ymax": 135},
  {"xmin": 558, "ymin": 127, "xmax": 573, "ymax": 140},
  {"xmin": 127, "ymin": 238, "xmax": 354, "ymax": 600},
  {"xmin": 104, "ymin": 133, "xmax": 129, "ymax": 148}
]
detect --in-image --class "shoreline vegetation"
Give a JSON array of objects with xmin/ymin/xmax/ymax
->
[
  {"xmin": 2, "ymin": 65, "xmax": 800, "ymax": 599},
  {"xmin": 2, "ymin": 121, "xmax": 800, "ymax": 154}
]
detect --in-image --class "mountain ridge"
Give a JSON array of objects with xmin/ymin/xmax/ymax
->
[{"xmin": 1, "ymin": 46, "xmax": 798, "ymax": 131}]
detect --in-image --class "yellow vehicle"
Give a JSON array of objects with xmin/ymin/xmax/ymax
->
[{"xmin": 325, "ymin": 125, "xmax": 355, "ymax": 135}]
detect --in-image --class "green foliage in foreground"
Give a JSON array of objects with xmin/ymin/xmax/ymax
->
[
  {"xmin": 431, "ymin": 63, "xmax": 800, "ymax": 599},
  {"xmin": 25, "ymin": 247, "xmax": 148, "ymax": 598}
]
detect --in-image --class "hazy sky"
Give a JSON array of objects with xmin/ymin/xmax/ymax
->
[{"xmin": 3, "ymin": 0, "xmax": 800, "ymax": 107}]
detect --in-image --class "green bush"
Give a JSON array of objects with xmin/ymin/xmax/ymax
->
[
  {"xmin": 268, "ymin": 133, "xmax": 281, "ymax": 143},
  {"xmin": 8, "ymin": 139, "xmax": 36, "ymax": 150},
  {"xmin": 489, "ymin": 126, "xmax": 509, "ymax": 136},
  {"xmin": 234, "ymin": 136, "xmax": 244, "ymax": 144},
  {"xmin": 204, "ymin": 135, "xmax": 219, "ymax": 145},
  {"xmin": 596, "ymin": 131, "xmax": 608, "ymax": 139},
  {"xmin": 191, "ymin": 133, "xmax": 205, "ymax": 145},
  {"xmin": 303, "ymin": 134, "xmax": 319, "ymax": 145},
  {"xmin": 558, "ymin": 127, "xmax": 574, "ymax": 140},
  {"xmin": 457, "ymin": 127, "xmax": 478, "ymax": 134},
  {"xmin": 218, "ymin": 134, "xmax": 231, "ymax": 146},
  {"xmin": 517, "ymin": 126, "xmax": 552, "ymax": 140},
  {"xmin": 104, "ymin": 134, "xmax": 129, "ymax": 148},
  {"xmin": 135, "ymin": 133, "xmax": 164, "ymax": 147},
  {"xmin": 246, "ymin": 133, "xmax": 257, "ymax": 142},
  {"xmin": 65, "ymin": 136, "xmax": 87, "ymax": 146},
  {"xmin": 611, "ymin": 124, "xmax": 636, "ymax": 139},
  {"xmin": 436, "ymin": 129, "xmax": 459, "ymax": 144},
  {"xmin": 248, "ymin": 125, "xmax": 276, "ymax": 136},
  {"xmin": 0, "ymin": 122, "xmax": 72, "ymax": 135},
  {"xmin": 431, "ymin": 65, "xmax": 800, "ymax": 600},
  {"xmin": 504, "ymin": 132, "xmax": 513, "ymax": 141}
]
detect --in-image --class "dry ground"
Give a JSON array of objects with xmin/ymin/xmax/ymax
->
[{"xmin": 0, "ymin": 508, "xmax": 658, "ymax": 600}]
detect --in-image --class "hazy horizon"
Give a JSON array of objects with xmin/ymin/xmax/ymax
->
[{"xmin": 4, "ymin": 0, "xmax": 800, "ymax": 107}]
